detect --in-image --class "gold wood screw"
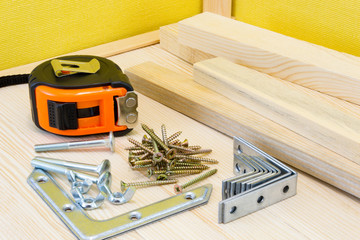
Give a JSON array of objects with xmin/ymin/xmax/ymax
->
[
  {"xmin": 121, "ymin": 179, "xmax": 178, "ymax": 191},
  {"xmin": 142, "ymin": 123, "xmax": 177, "ymax": 159},
  {"xmin": 166, "ymin": 131, "xmax": 182, "ymax": 143},
  {"xmin": 174, "ymin": 169, "xmax": 217, "ymax": 194},
  {"xmin": 175, "ymin": 155, "xmax": 219, "ymax": 164},
  {"xmin": 147, "ymin": 169, "xmax": 202, "ymax": 177}
]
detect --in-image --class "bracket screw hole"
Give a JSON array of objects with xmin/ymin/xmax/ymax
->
[
  {"xmin": 63, "ymin": 204, "xmax": 75, "ymax": 213},
  {"xmin": 257, "ymin": 196, "xmax": 264, "ymax": 204},
  {"xmin": 230, "ymin": 206, "xmax": 237, "ymax": 214},
  {"xmin": 237, "ymin": 145, "xmax": 242, "ymax": 154},
  {"xmin": 36, "ymin": 176, "xmax": 48, "ymax": 183},
  {"xmin": 283, "ymin": 185, "xmax": 289, "ymax": 193},
  {"xmin": 129, "ymin": 211, "xmax": 142, "ymax": 221},
  {"xmin": 184, "ymin": 192, "xmax": 196, "ymax": 200}
]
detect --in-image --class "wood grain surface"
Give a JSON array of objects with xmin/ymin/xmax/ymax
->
[
  {"xmin": 177, "ymin": 12, "xmax": 360, "ymax": 106},
  {"xmin": 193, "ymin": 57, "xmax": 360, "ymax": 165},
  {"xmin": 0, "ymin": 45, "xmax": 359, "ymax": 239},
  {"xmin": 202, "ymin": 0, "xmax": 232, "ymax": 18}
]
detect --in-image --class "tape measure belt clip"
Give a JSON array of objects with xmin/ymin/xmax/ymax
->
[{"xmin": 29, "ymin": 55, "xmax": 138, "ymax": 136}]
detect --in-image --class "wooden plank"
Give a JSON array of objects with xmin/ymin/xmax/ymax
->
[
  {"xmin": 124, "ymin": 61, "xmax": 360, "ymax": 198},
  {"xmin": 194, "ymin": 57, "xmax": 360, "ymax": 165},
  {"xmin": 0, "ymin": 30, "xmax": 159, "ymax": 76},
  {"xmin": 159, "ymin": 24, "xmax": 214, "ymax": 64},
  {"xmin": 202, "ymin": 0, "xmax": 232, "ymax": 18},
  {"xmin": 177, "ymin": 12, "xmax": 360, "ymax": 106}
]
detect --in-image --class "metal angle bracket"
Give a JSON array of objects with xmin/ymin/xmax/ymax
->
[
  {"xmin": 218, "ymin": 136, "xmax": 297, "ymax": 223},
  {"xmin": 28, "ymin": 169, "xmax": 212, "ymax": 240}
]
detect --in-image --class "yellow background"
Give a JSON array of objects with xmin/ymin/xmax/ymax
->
[{"xmin": 1, "ymin": 0, "xmax": 359, "ymax": 70}]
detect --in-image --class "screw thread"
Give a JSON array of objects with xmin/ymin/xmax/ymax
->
[
  {"xmin": 175, "ymin": 155, "xmax": 218, "ymax": 164},
  {"xmin": 178, "ymin": 149, "xmax": 212, "ymax": 155},
  {"xmin": 168, "ymin": 144, "xmax": 195, "ymax": 152},
  {"xmin": 126, "ymin": 179, "xmax": 178, "ymax": 188},
  {"xmin": 171, "ymin": 165, "xmax": 210, "ymax": 170},
  {"xmin": 167, "ymin": 131, "xmax": 182, "ymax": 143},
  {"xmin": 128, "ymin": 138, "xmax": 155, "ymax": 155},
  {"xmin": 181, "ymin": 169, "xmax": 217, "ymax": 189},
  {"xmin": 134, "ymin": 160, "xmax": 154, "ymax": 166},
  {"xmin": 141, "ymin": 124, "xmax": 169, "ymax": 151},
  {"xmin": 161, "ymin": 124, "xmax": 169, "ymax": 146}
]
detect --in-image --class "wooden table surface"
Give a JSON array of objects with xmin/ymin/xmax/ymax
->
[{"xmin": 0, "ymin": 45, "xmax": 359, "ymax": 240}]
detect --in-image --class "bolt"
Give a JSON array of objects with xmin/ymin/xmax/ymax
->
[
  {"xmin": 168, "ymin": 144, "xmax": 195, "ymax": 153},
  {"xmin": 33, "ymin": 156, "xmax": 110, "ymax": 175},
  {"xmin": 120, "ymin": 179, "xmax": 178, "ymax": 191},
  {"xmin": 35, "ymin": 132, "xmax": 115, "ymax": 152},
  {"xmin": 156, "ymin": 174, "xmax": 168, "ymax": 180},
  {"xmin": 131, "ymin": 164, "xmax": 153, "ymax": 169},
  {"xmin": 175, "ymin": 155, "xmax": 218, "ymax": 164},
  {"xmin": 174, "ymin": 169, "xmax": 217, "ymax": 194}
]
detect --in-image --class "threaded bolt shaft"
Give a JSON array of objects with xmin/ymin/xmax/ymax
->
[
  {"xmin": 121, "ymin": 179, "xmax": 178, "ymax": 191},
  {"xmin": 171, "ymin": 165, "xmax": 209, "ymax": 170},
  {"xmin": 174, "ymin": 169, "xmax": 217, "ymax": 193}
]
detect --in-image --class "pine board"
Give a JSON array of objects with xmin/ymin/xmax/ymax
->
[{"xmin": 177, "ymin": 12, "xmax": 360, "ymax": 106}]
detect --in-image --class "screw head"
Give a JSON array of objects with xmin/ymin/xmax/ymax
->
[
  {"xmin": 120, "ymin": 180, "xmax": 127, "ymax": 192},
  {"xmin": 147, "ymin": 169, "xmax": 154, "ymax": 178},
  {"xmin": 157, "ymin": 174, "xmax": 168, "ymax": 180},
  {"xmin": 174, "ymin": 184, "xmax": 183, "ymax": 194}
]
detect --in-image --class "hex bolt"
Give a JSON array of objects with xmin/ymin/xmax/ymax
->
[
  {"xmin": 174, "ymin": 169, "xmax": 217, "ymax": 194},
  {"xmin": 33, "ymin": 156, "xmax": 110, "ymax": 175},
  {"xmin": 120, "ymin": 179, "xmax": 178, "ymax": 191},
  {"xmin": 31, "ymin": 159, "xmax": 99, "ymax": 183},
  {"xmin": 34, "ymin": 132, "xmax": 115, "ymax": 152}
]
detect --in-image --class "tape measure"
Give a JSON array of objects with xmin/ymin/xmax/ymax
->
[{"xmin": 27, "ymin": 55, "xmax": 138, "ymax": 136}]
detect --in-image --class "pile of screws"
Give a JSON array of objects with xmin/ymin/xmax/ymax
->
[{"xmin": 124, "ymin": 123, "xmax": 218, "ymax": 193}]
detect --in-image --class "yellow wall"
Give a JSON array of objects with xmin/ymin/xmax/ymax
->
[
  {"xmin": 233, "ymin": 0, "xmax": 360, "ymax": 57},
  {"xmin": 0, "ymin": 1, "xmax": 202, "ymax": 70},
  {"xmin": 1, "ymin": 1, "xmax": 360, "ymax": 71}
]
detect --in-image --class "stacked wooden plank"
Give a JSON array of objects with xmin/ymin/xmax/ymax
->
[{"xmin": 126, "ymin": 12, "xmax": 360, "ymax": 198}]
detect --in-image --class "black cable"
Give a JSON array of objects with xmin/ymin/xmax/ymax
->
[{"xmin": 0, "ymin": 74, "xmax": 29, "ymax": 88}]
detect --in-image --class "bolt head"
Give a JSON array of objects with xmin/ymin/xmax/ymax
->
[
  {"xmin": 109, "ymin": 132, "xmax": 115, "ymax": 152},
  {"xmin": 97, "ymin": 159, "xmax": 111, "ymax": 175},
  {"xmin": 147, "ymin": 169, "xmax": 153, "ymax": 178}
]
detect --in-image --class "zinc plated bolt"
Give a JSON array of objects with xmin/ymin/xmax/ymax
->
[
  {"xmin": 174, "ymin": 169, "xmax": 217, "ymax": 194},
  {"xmin": 120, "ymin": 179, "xmax": 178, "ymax": 191},
  {"xmin": 33, "ymin": 156, "xmax": 110, "ymax": 175},
  {"xmin": 35, "ymin": 132, "xmax": 115, "ymax": 153}
]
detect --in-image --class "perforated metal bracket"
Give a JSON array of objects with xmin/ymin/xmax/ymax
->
[
  {"xmin": 218, "ymin": 136, "xmax": 297, "ymax": 223},
  {"xmin": 28, "ymin": 169, "xmax": 212, "ymax": 240}
]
